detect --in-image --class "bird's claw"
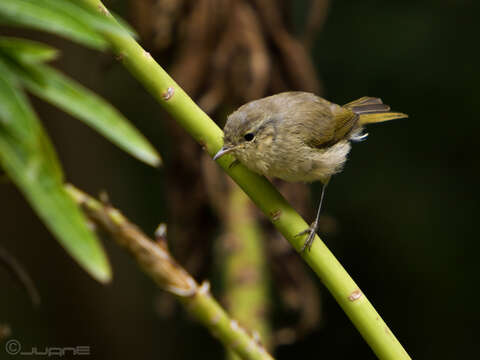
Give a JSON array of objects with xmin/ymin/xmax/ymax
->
[
  {"xmin": 295, "ymin": 222, "xmax": 318, "ymax": 253},
  {"xmin": 228, "ymin": 159, "xmax": 240, "ymax": 169}
]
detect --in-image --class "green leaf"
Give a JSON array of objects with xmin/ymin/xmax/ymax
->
[
  {"xmin": 0, "ymin": 0, "xmax": 131, "ymax": 49},
  {"xmin": 0, "ymin": 37, "xmax": 59, "ymax": 64},
  {"xmin": 0, "ymin": 0, "xmax": 105, "ymax": 49},
  {"xmin": 0, "ymin": 51, "xmax": 161, "ymax": 166},
  {"xmin": 23, "ymin": 63, "xmax": 161, "ymax": 167},
  {"xmin": 0, "ymin": 57, "xmax": 63, "ymax": 176},
  {"xmin": 35, "ymin": 0, "xmax": 135, "ymax": 37},
  {"xmin": 0, "ymin": 62, "xmax": 111, "ymax": 283}
]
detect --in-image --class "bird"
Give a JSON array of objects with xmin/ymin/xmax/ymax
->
[{"xmin": 213, "ymin": 91, "xmax": 408, "ymax": 251}]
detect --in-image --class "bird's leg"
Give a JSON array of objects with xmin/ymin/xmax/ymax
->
[{"xmin": 296, "ymin": 179, "xmax": 329, "ymax": 252}]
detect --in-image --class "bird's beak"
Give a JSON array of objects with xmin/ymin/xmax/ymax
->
[{"xmin": 213, "ymin": 145, "xmax": 236, "ymax": 161}]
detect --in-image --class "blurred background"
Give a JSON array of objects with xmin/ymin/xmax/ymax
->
[{"xmin": 1, "ymin": 0, "xmax": 479, "ymax": 358}]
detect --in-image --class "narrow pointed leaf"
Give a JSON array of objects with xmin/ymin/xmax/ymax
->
[
  {"xmin": 23, "ymin": 64, "xmax": 161, "ymax": 166},
  {"xmin": 0, "ymin": 53, "xmax": 161, "ymax": 167},
  {"xmin": 0, "ymin": 65, "xmax": 111, "ymax": 283},
  {"xmin": 0, "ymin": 37, "xmax": 59, "ymax": 64},
  {"xmin": 0, "ymin": 57, "xmax": 63, "ymax": 177},
  {"xmin": 0, "ymin": 0, "xmax": 106, "ymax": 49},
  {"xmin": 30, "ymin": 0, "xmax": 136, "ymax": 38},
  {"xmin": 0, "ymin": 0, "xmax": 135, "ymax": 50}
]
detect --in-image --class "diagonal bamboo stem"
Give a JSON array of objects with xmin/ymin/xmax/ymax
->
[
  {"xmin": 79, "ymin": 1, "xmax": 411, "ymax": 358},
  {"xmin": 66, "ymin": 185, "xmax": 274, "ymax": 360}
]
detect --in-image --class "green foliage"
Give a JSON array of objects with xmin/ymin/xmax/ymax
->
[
  {"xmin": 0, "ymin": 0, "xmax": 161, "ymax": 282},
  {"xmin": 0, "ymin": 0, "xmax": 133, "ymax": 49},
  {"xmin": 0, "ymin": 60, "xmax": 111, "ymax": 282},
  {"xmin": 0, "ymin": 37, "xmax": 59, "ymax": 63}
]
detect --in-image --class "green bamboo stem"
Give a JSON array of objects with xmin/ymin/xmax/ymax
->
[
  {"xmin": 80, "ymin": 1, "xmax": 411, "ymax": 358},
  {"xmin": 219, "ymin": 182, "xmax": 272, "ymax": 359},
  {"xmin": 66, "ymin": 185, "xmax": 274, "ymax": 360}
]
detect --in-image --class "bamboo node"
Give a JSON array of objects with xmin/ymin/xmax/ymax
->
[
  {"xmin": 270, "ymin": 209, "xmax": 282, "ymax": 221},
  {"xmin": 163, "ymin": 86, "xmax": 175, "ymax": 101},
  {"xmin": 348, "ymin": 289, "xmax": 363, "ymax": 302}
]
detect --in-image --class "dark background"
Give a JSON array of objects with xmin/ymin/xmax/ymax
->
[{"xmin": 2, "ymin": 0, "xmax": 478, "ymax": 359}]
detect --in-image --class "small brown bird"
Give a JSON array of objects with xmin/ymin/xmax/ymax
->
[{"xmin": 213, "ymin": 92, "xmax": 407, "ymax": 251}]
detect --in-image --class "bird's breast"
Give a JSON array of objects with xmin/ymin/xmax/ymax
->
[{"xmin": 235, "ymin": 138, "xmax": 351, "ymax": 184}]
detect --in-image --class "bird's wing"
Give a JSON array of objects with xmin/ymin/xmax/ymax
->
[
  {"xmin": 306, "ymin": 106, "xmax": 357, "ymax": 148},
  {"xmin": 331, "ymin": 108, "xmax": 358, "ymax": 142}
]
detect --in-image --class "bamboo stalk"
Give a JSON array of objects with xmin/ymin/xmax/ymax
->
[
  {"xmin": 79, "ymin": 1, "xmax": 411, "ymax": 358},
  {"xmin": 219, "ymin": 183, "xmax": 272, "ymax": 359},
  {"xmin": 66, "ymin": 185, "xmax": 274, "ymax": 360}
]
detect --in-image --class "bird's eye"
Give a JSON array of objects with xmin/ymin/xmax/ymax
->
[{"xmin": 244, "ymin": 133, "xmax": 255, "ymax": 142}]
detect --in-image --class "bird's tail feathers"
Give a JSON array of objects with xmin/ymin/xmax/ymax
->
[{"xmin": 343, "ymin": 97, "xmax": 408, "ymax": 125}]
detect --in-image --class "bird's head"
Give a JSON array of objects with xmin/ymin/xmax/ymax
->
[{"xmin": 213, "ymin": 99, "xmax": 278, "ymax": 161}]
